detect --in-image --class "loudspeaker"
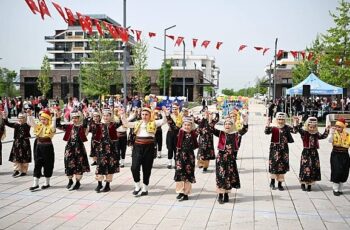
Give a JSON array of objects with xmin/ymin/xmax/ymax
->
[
  {"xmin": 109, "ymin": 85, "xmax": 117, "ymax": 95},
  {"xmin": 343, "ymin": 88, "xmax": 348, "ymax": 97},
  {"xmin": 302, "ymin": 85, "xmax": 310, "ymax": 97}
]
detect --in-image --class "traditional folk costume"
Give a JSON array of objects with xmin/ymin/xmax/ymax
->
[
  {"xmin": 210, "ymin": 116, "xmax": 248, "ymax": 204},
  {"xmin": 154, "ymin": 107, "xmax": 163, "ymax": 158},
  {"xmin": 56, "ymin": 110, "xmax": 90, "ymax": 190},
  {"xmin": 4, "ymin": 113, "xmax": 31, "ymax": 177},
  {"xmin": 86, "ymin": 109, "xmax": 102, "ymax": 166},
  {"xmin": 294, "ymin": 117, "xmax": 329, "ymax": 191},
  {"xmin": 114, "ymin": 108, "xmax": 131, "ymax": 168},
  {"xmin": 0, "ymin": 114, "xmax": 5, "ymax": 165},
  {"xmin": 265, "ymin": 112, "xmax": 296, "ymax": 191},
  {"xmin": 328, "ymin": 117, "xmax": 350, "ymax": 196},
  {"xmin": 172, "ymin": 116, "xmax": 198, "ymax": 201},
  {"xmin": 166, "ymin": 104, "xmax": 183, "ymax": 169},
  {"xmin": 127, "ymin": 110, "xmax": 141, "ymax": 148},
  {"xmin": 94, "ymin": 109, "xmax": 122, "ymax": 193},
  {"xmin": 124, "ymin": 107, "xmax": 167, "ymax": 196},
  {"xmin": 194, "ymin": 112, "xmax": 219, "ymax": 172},
  {"xmin": 27, "ymin": 109, "xmax": 56, "ymax": 190}
]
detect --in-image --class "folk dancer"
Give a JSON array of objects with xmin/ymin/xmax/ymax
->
[{"xmin": 166, "ymin": 103, "xmax": 183, "ymax": 169}]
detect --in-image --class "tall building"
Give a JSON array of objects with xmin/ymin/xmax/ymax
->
[
  {"xmin": 21, "ymin": 14, "xmax": 134, "ymax": 99},
  {"xmin": 166, "ymin": 51, "xmax": 220, "ymax": 97}
]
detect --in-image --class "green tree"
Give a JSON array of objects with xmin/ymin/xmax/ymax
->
[
  {"xmin": 157, "ymin": 60, "xmax": 173, "ymax": 95},
  {"xmin": 0, "ymin": 68, "xmax": 18, "ymax": 97},
  {"xmin": 37, "ymin": 55, "xmax": 51, "ymax": 97},
  {"xmin": 221, "ymin": 88, "xmax": 235, "ymax": 95},
  {"xmin": 81, "ymin": 35, "xmax": 121, "ymax": 98},
  {"xmin": 131, "ymin": 40, "xmax": 149, "ymax": 96},
  {"xmin": 204, "ymin": 86, "xmax": 215, "ymax": 97}
]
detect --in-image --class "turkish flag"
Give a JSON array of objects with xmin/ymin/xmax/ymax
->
[
  {"xmin": 166, "ymin": 35, "xmax": 175, "ymax": 40},
  {"xmin": 118, "ymin": 27, "xmax": 129, "ymax": 42},
  {"xmin": 52, "ymin": 1, "xmax": 67, "ymax": 22},
  {"xmin": 175, "ymin": 36, "xmax": 184, "ymax": 46},
  {"xmin": 290, "ymin": 51, "xmax": 298, "ymax": 59},
  {"xmin": 201, "ymin": 40, "xmax": 210, "ymax": 48},
  {"xmin": 64, "ymin": 7, "xmax": 75, "ymax": 26},
  {"xmin": 76, "ymin": 12, "xmax": 88, "ymax": 33},
  {"xmin": 300, "ymin": 51, "xmax": 306, "ymax": 59},
  {"xmin": 25, "ymin": 0, "xmax": 39, "ymax": 14},
  {"xmin": 254, "ymin": 47, "xmax": 263, "ymax": 51},
  {"xmin": 135, "ymin": 30, "xmax": 142, "ymax": 42},
  {"xmin": 94, "ymin": 19, "xmax": 104, "ymax": 36},
  {"xmin": 277, "ymin": 50, "xmax": 284, "ymax": 59},
  {"xmin": 307, "ymin": 52, "xmax": 314, "ymax": 61},
  {"xmin": 85, "ymin": 15, "xmax": 93, "ymax": 35},
  {"xmin": 37, "ymin": 0, "xmax": 51, "ymax": 20},
  {"xmin": 263, "ymin": 48, "xmax": 270, "ymax": 55},
  {"xmin": 216, "ymin": 42, "xmax": 223, "ymax": 50},
  {"xmin": 192, "ymin": 38, "xmax": 198, "ymax": 48},
  {"xmin": 149, "ymin": 32, "xmax": 156, "ymax": 38},
  {"xmin": 104, "ymin": 22, "xmax": 119, "ymax": 39},
  {"xmin": 238, "ymin": 45, "xmax": 247, "ymax": 51}
]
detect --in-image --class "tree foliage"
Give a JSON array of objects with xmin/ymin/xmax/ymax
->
[
  {"xmin": 157, "ymin": 60, "xmax": 173, "ymax": 95},
  {"xmin": 37, "ymin": 55, "xmax": 51, "ymax": 97},
  {"xmin": 131, "ymin": 40, "xmax": 150, "ymax": 96},
  {"xmin": 81, "ymin": 35, "xmax": 121, "ymax": 97},
  {"xmin": 292, "ymin": 0, "xmax": 350, "ymax": 87},
  {"xmin": 0, "ymin": 68, "xmax": 18, "ymax": 97}
]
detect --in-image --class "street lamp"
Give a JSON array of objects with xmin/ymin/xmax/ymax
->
[
  {"xmin": 273, "ymin": 38, "xmax": 278, "ymax": 100},
  {"xmin": 164, "ymin": 25, "xmax": 176, "ymax": 95},
  {"xmin": 122, "ymin": 0, "xmax": 127, "ymax": 108},
  {"xmin": 182, "ymin": 40, "xmax": 186, "ymax": 97}
]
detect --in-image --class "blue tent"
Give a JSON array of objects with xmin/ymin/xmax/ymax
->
[{"xmin": 286, "ymin": 73, "xmax": 343, "ymax": 95}]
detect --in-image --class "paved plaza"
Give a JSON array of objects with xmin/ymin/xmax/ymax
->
[{"xmin": 0, "ymin": 101, "xmax": 349, "ymax": 230}]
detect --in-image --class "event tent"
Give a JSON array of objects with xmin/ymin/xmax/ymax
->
[{"xmin": 286, "ymin": 73, "xmax": 343, "ymax": 95}]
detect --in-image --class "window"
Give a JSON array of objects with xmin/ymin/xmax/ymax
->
[
  {"xmin": 75, "ymin": 42, "xmax": 84, "ymax": 47},
  {"xmin": 282, "ymin": 78, "xmax": 292, "ymax": 84},
  {"xmin": 75, "ymin": 32, "xmax": 83, "ymax": 36}
]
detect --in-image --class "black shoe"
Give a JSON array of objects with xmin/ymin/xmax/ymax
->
[
  {"xmin": 203, "ymin": 168, "xmax": 208, "ymax": 172},
  {"xmin": 176, "ymin": 193, "xmax": 184, "ymax": 200},
  {"xmin": 301, "ymin": 184, "xmax": 306, "ymax": 191},
  {"xmin": 95, "ymin": 181, "xmax": 103, "ymax": 193},
  {"xmin": 223, "ymin": 193, "xmax": 229, "ymax": 203},
  {"xmin": 180, "ymin": 195, "xmax": 188, "ymax": 201},
  {"xmin": 29, "ymin": 185, "xmax": 39, "ymax": 191},
  {"xmin": 120, "ymin": 164, "xmax": 125, "ymax": 168},
  {"xmin": 307, "ymin": 185, "xmax": 312, "ymax": 192},
  {"xmin": 18, "ymin": 172, "xmax": 27, "ymax": 177},
  {"xmin": 91, "ymin": 161, "xmax": 97, "ymax": 166},
  {"xmin": 270, "ymin": 182, "xmax": 276, "ymax": 190},
  {"xmin": 278, "ymin": 182, "xmax": 284, "ymax": 191},
  {"xmin": 198, "ymin": 166, "xmax": 203, "ymax": 169},
  {"xmin": 101, "ymin": 182, "xmax": 110, "ymax": 192},
  {"xmin": 333, "ymin": 191, "xmax": 341, "ymax": 196},
  {"xmin": 218, "ymin": 194, "xmax": 224, "ymax": 204},
  {"xmin": 66, "ymin": 179, "xmax": 74, "ymax": 189},
  {"xmin": 167, "ymin": 165, "xmax": 172, "ymax": 169},
  {"xmin": 140, "ymin": 191, "xmax": 148, "ymax": 196},
  {"xmin": 12, "ymin": 171, "xmax": 20, "ymax": 177},
  {"xmin": 133, "ymin": 189, "xmax": 141, "ymax": 196},
  {"xmin": 41, "ymin": 185, "xmax": 50, "ymax": 189},
  {"xmin": 70, "ymin": 181, "xmax": 81, "ymax": 190},
  {"xmin": 339, "ymin": 191, "xmax": 344, "ymax": 195}
]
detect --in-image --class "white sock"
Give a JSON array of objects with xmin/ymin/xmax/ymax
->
[
  {"xmin": 339, "ymin": 183, "xmax": 344, "ymax": 192},
  {"xmin": 44, "ymin": 177, "xmax": 50, "ymax": 186},
  {"xmin": 120, "ymin": 159, "xmax": 125, "ymax": 165},
  {"xmin": 168, "ymin": 159, "xmax": 172, "ymax": 165},
  {"xmin": 333, "ymin": 183, "xmax": 339, "ymax": 192},
  {"xmin": 134, "ymin": 182, "xmax": 140, "ymax": 191},
  {"xmin": 157, "ymin": 151, "xmax": 161, "ymax": 156},
  {"xmin": 142, "ymin": 184, "xmax": 148, "ymax": 192},
  {"xmin": 33, "ymin": 177, "xmax": 39, "ymax": 187}
]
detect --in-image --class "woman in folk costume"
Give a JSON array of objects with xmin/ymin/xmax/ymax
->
[
  {"xmin": 154, "ymin": 107, "xmax": 163, "ymax": 158},
  {"xmin": 166, "ymin": 103, "xmax": 183, "ymax": 169},
  {"xmin": 209, "ymin": 114, "xmax": 248, "ymax": 204},
  {"xmin": 27, "ymin": 108, "xmax": 56, "ymax": 191},
  {"xmin": 123, "ymin": 106, "xmax": 167, "ymax": 196},
  {"xmin": 127, "ymin": 108, "xmax": 141, "ymax": 148},
  {"xmin": 194, "ymin": 111, "xmax": 219, "ymax": 172},
  {"xmin": 265, "ymin": 112, "xmax": 297, "ymax": 191},
  {"xmin": 114, "ymin": 106, "xmax": 131, "ymax": 168},
  {"xmin": 171, "ymin": 116, "xmax": 198, "ymax": 201},
  {"xmin": 0, "ymin": 109, "xmax": 6, "ymax": 165},
  {"xmin": 328, "ymin": 117, "xmax": 350, "ymax": 196},
  {"xmin": 2, "ymin": 111, "xmax": 31, "ymax": 177},
  {"xmin": 294, "ymin": 116, "xmax": 330, "ymax": 191},
  {"xmin": 56, "ymin": 109, "xmax": 90, "ymax": 190},
  {"xmin": 86, "ymin": 109, "xmax": 102, "ymax": 166},
  {"xmin": 94, "ymin": 108, "xmax": 122, "ymax": 193}
]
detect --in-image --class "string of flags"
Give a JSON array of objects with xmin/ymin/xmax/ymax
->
[{"xmin": 25, "ymin": 0, "xmax": 317, "ymax": 62}]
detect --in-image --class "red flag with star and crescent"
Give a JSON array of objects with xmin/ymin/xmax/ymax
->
[
  {"xmin": 192, "ymin": 39, "xmax": 198, "ymax": 48},
  {"xmin": 216, "ymin": 42, "xmax": 223, "ymax": 50},
  {"xmin": 37, "ymin": 0, "xmax": 51, "ymax": 20},
  {"xmin": 201, "ymin": 40, "xmax": 210, "ymax": 48},
  {"xmin": 238, "ymin": 45, "xmax": 247, "ymax": 52},
  {"xmin": 94, "ymin": 19, "xmax": 104, "ymax": 36},
  {"xmin": 52, "ymin": 1, "xmax": 67, "ymax": 22},
  {"xmin": 25, "ymin": 0, "xmax": 39, "ymax": 14},
  {"xmin": 64, "ymin": 7, "xmax": 75, "ymax": 26},
  {"xmin": 175, "ymin": 37, "xmax": 184, "ymax": 46}
]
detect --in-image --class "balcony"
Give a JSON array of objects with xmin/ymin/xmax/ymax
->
[
  {"xmin": 66, "ymin": 35, "xmax": 84, "ymax": 40},
  {"xmin": 72, "ymin": 47, "xmax": 84, "ymax": 51}
]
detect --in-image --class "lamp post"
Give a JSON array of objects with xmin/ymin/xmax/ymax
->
[
  {"xmin": 273, "ymin": 38, "xmax": 278, "ymax": 100},
  {"xmin": 182, "ymin": 40, "xmax": 186, "ymax": 97},
  {"xmin": 122, "ymin": 0, "xmax": 127, "ymax": 108},
  {"xmin": 164, "ymin": 25, "xmax": 176, "ymax": 96}
]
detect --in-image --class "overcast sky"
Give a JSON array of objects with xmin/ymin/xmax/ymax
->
[{"xmin": 0, "ymin": 0, "xmax": 340, "ymax": 91}]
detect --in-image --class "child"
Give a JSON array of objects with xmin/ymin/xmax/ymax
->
[
  {"xmin": 86, "ymin": 109, "xmax": 102, "ymax": 166},
  {"xmin": 210, "ymin": 114, "xmax": 248, "ymax": 204},
  {"xmin": 2, "ymin": 112, "xmax": 31, "ymax": 177},
  {"xmin": 328, "ymin": 117, "xmax": 350, "ymax": 196},
  {"xmin": 294, "ymin": 116, "xmax": 329, "ymax": 191},
  {"xmin": 265, "ymin": 112, "xmax": 296, "ymax": 191},
  {"xmin": 56, "ymin": 109, "xmax": 90, "ymax": 190}
]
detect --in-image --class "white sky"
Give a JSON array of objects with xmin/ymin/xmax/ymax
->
[{"xmin": 0, "ymin": 0, "xmax": 340, "ymax": 91}]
